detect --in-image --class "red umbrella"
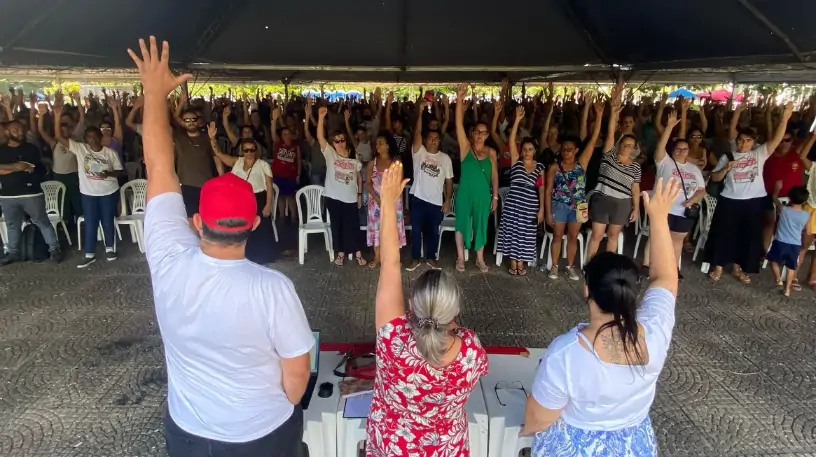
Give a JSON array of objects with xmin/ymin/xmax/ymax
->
[{"xmin": 697, "ymin": 89, "xmax": 744, "ymax": 103}]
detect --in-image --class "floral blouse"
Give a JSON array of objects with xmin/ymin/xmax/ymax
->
[
  {"xmin": 365, "ymin": 315, "xmax": 489, "ymax": 457},
  {"xmin": 552, "ymin": 162, "xmax": 587, "ymax": 207}
]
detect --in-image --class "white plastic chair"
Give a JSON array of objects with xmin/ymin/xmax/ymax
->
[
  {"xmin": 40, "ymin": 181, "xmax": 72, "ymax": 245},
  {"xmin": 633, "ymin": 213, "xmax": 682, "ymax": 269},
  {"xmin": 492, "ymin": 187, "xmax": 511, "ymax": 261},
  {"xmin": 540, "ymin": 231, "xmax": 585, "ymax": 270},
  {"xmin": 693, "ymin": 194, "xmax": 718, "ymax": 264},
  {"xmin": 115, "ymin": 179, "xmax": 147, "ymax": 253},
  {"xmin": 437, "ymin": 188, "xmax": 469, "ymax": 261},
  {"xmin": 271, "ymin": 183, "xmax": 280, "ymax": 242},
  {"xmin": 77, "ymin": 200, "xmax": 124, "ymax": 252},
  {"xmin": 295, "ymin": 185, "xmax": 334, "ymax": 265}
]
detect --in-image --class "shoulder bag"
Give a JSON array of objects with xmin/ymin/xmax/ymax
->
[{"xmin": 672, "ymin": 159, "xmax": 700, "ymax": 219}]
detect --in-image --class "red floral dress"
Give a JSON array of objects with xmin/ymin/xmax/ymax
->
[{"xmin": 365, "ymin": 315, "xmax": 489, "ymax": 457}]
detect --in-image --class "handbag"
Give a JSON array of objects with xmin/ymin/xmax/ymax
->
[
  {"xmin": 558, "ymin": 162, "xmax": 588, "ymax": 223},
  {"xmin": 704, "ymin": 151, "xmax": 734, "ymax": 197},
  {"xmin": 332, "ymin": 344, "xmax": 377, "ymax": 380},
  {"xmin": 672, "ymin": 159, "xmax": 700, "ymax": 219}
]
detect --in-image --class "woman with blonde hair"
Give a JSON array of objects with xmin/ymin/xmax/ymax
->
[{"xmin": 366, "ymin": 162, "xmax": 489, "ymax": 456}]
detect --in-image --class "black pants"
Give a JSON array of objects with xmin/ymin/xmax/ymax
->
[
  {"xmin": 54, "ymin": 172, "xmax": 83, "ymax": 226},
  {"xmin": 246, "ymin": 191, "xmax": 277, "ymax": 265},
  {"xmin": 164, "ymin": 406, "xmax": 303, "ymax": 457},
  {"xmin": 325, "ymin": 197, "xmax": 362, "ymax": 255}
]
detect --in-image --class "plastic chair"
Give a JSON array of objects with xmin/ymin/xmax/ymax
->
[
  {"xmin": 115, "ymin": 179, "xmax": 147, "ymax": 253},
  {"xmin": 633, "ymin": 213, "xmax": 683, "ymax": 269},
  {"xmin": 540, "ymin": 231, "xmax": 585, "ymax": 270},
  {"xmin": 437, "ymin": 188, "xmax": 469, "ymax": 261},
  {"xmin": 40, "ymin": 180, "xmax": 72, "ymax": 245},
  {"xmin": 693, "ymin": 194, "xmax": 718, "ymax": 264},
  {"xmin": 295, "ymin": 185, "xmax": 334, "ymax": 265},
  {"xmin": 271, "ymin": 183, "xmax": 280, "ymax": 242}
]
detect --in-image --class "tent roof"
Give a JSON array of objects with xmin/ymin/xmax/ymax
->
[{"xmin": 2, "ymin": 0, "xmax": 816, "ymax": 83}]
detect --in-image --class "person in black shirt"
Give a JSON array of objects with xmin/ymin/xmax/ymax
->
[{"xmin": 0, "ymin": 120, "xmax": 62, "ymax": 265}]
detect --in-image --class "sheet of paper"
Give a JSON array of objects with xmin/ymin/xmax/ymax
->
[{"xmin": 343, "ymin": 391, "xmax": 373, "ymax": 419}]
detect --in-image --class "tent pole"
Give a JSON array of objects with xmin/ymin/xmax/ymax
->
[{"xmin": 736, "ymin": 0, "xmax": 808, "ymax": 63}]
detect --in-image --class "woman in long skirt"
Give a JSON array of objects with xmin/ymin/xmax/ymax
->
[
  {"xmin": 497, "ymin": 106, "xmax": 545, "ymax": 276},
  {"xmin": 366, "ymin": 133, "xmax": 406, "ymax": 267}
]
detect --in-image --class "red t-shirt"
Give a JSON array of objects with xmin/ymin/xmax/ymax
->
[
  {"xmin": 272, "ymin": 141, "xmax": 299, "ymax": 179},
  {"xmin": 763, "ymin": 150, "xmax": 803, "ymax": 197},
  {"xmin": 499, "ymin": 144, "xmax": 513, "ymax": 170}
]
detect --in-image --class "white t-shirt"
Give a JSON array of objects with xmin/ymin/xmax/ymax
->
[
  {"xmin": 655, "ymin": 155, "xmax": 705, "ymax": 217},
  {"xmin": 806, "ymin": 166, "xmax": 816, "ymax": 207},
  {"xmin": 532, "ymin": 287, "xmax": 675, "ymax": 431},
  {"xmin": 322, "ymin": 144, "xmax": 362, "ymax": 203},
  {"xmin": 144, "ymin": 192, "xmax": 314, "ymax": 443},
  {"xmin": 231, "ymin": 157, "xmax": 273, "ymax": 194},
  {"xmin": 410, "ymin": 146, "xmax": 454, "ymax": 206},
  {"xmin": 713, "ymin": 144, "xmax": 770, "ymax": 200},
  {"xmin": 68, "ymin": 139, "xmax": 122, "ymax": 196}
]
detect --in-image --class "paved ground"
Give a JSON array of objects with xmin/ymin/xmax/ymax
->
[{"xmin": 1, "ymin": 224, "xmax": 815, "ymax": 457}]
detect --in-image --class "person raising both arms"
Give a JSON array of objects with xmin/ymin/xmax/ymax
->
[{"xmin": 129, "ymin": 37, "xmax": 313, "ymax": 457}]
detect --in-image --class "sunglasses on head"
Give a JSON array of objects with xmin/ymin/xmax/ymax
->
[{"xmin": 333, "ymin": 138, "xmax": 346, "ymax": 144}]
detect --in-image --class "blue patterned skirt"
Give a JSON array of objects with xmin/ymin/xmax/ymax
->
[{"xmin": 532, "ymin": 416, "xmax": 657, "ymax": 457}]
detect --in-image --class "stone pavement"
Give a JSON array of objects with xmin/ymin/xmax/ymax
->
[{"xmin": 1, "ymin": 234, "xmax": 815, "ymax": 457}]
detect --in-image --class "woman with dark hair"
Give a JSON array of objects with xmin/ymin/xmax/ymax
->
[
  {"xmin": 270, "ymin": 107, "xmax": 301, "ymax": 224},
  {"xmin": 453, "ymin": 84, "xmax": 498, "ymax": 273},
  {"xmin": 586, "ymin": 81, "xmax": 642, "ymax": 260},
  {"xmin": 522, "ymin": 177, "xmax": 681, "ymax": 456},
  {"xmin": 705, "ymin": 101, "xmax": 794, "ymax": 283},
  {"xmin": 317, "ymin": 106, "xmax": 366, "ymax": 266},
  {"xmin": 366, "ymin": 162, "xmax": 488, "ymax": 457},
  {"xmin": 365, "ymin": 132, "xmax": 405, "ymax": 268},
  {"xmin": 496, "ymin": 106, "xmax": 545, "ymax": 275},
  {"xmin": 209, "ymin": 123, "xmax": 277, "ymax": 264},
  {"xmin": 544, "ymin": 98, "xmax": 604, "ymax": 281}
]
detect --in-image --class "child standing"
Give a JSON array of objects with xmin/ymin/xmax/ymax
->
[{"xmin": 767, "ymin": 182, "xmax": 810, "ymax": 296}]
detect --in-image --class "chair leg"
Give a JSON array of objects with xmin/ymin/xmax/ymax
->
[
  {"xmin": 617, "ymin": 233, "xmax": 624, "ymax": 255},
  {"xmin": 136, "ymin": 223, "xmax": 145, "ymax": 253},
  {"xmin": 578, "ymin": 236, "xmax": 585, "ymax": 268},
  {"xmin": 436, "ymin": 230, "xmax": 444, "ymax": 260},
  {"xmin": 495, "ymin": 252, "xmax": 502, "ymax": 267},
  {"xmin": 272, "ymin": 221, "xmax": 279, "ymax": 242},
  {"xmin": 324, "ymin": 230, "xmax": 334, "ymax": 261},
  {"xmin": 61, "ymin": 221, "xmax": 72, "ymax": 246},
  {"xmin": 633, "ymin": 234, "xmax": 643, "ymax": 260},
  {"xmin": 77, "ymin": 222, "xmax": 83, "ymax": 251},
  {"xmin": 299, "ymin": 232, "xmax": 305, "ymax": 265},
  {"xmin": 692, "ymin": 235, "xmax": 704, "ymax": 261}
]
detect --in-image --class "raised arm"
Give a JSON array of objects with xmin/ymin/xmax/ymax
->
[
  {"xmin": 654, "ymin": 93, "xmax": 667, "ymax": 136},
  {"xmin": 490, "ymin": 99, "xmax": 507, "ymax": 153},
  {"xmin": 270, "ymin": 107, "xmax": 281, "ymax": 144},
  {"xmin": 603, "ymin": 80, "xmax": 624, "ymax": 154},
  {"xmin": 654, "ymin": 109, "xmax": 680, "ymax": 164},
  {"xmin": 222, "ymin": 105, "xmax": 239, "ymax": 147},
  {"xmin": 109, "ymin": 95, "xmax": 124, "ymax": 145},
  {"xmin": 765, "ymin": 101, "xmax": 794, "ymax": 154},
  {"xmin": 578, "ymin": 98, "xmax": 605, "ymax": 170},
  {"xmin": 440, "ymin": 95, "xmax": 450, "ymax": 134},
  {"xmin": 375, "ymin": 163, "xmax": 409, "ymax": 330},
  {"xmin": 127, "ymin": 37, "xmax": 192, "ymax": 202},
  {"xmin": 208, "ymin": 121, "xmax": 238, "ymax": 168},
  {"xmin": 51, "ymin": 93, "xmax": 71, "ymax": 149},
  {"xmin": 36, "ymin": 105, "xmax": 56, "ymax": 150},
  {"xmin": 413, "ymin": 100, "xmax": 426, "ymax": 153},
  {"xmin": 677, "ymin": 98, "xmax": 689, "ymax": 140},
  {"xmin": 126, "ymin": 96, "xmax": 143, "ymax": 134},
  {"xmin": 454, "ymin": 84, "xmax": 470, "ymax": 159},
  {"xmin": 579, "ymin": 93, "xmax": 591, "ymax": 141},
  {"xmin": 729, "ymin": 102, "xmax": 746, "ymax": 142},
  {"xmin": 344, "ymin": 108, "xmax": 359, "ymax": 149},
  {"xmin": 509, "ymin": 105, "xmax": 524, "ymax": 164},
  {"xmin": 316, "ymin": 106, "xmax": 329, "ymax": 151},
  {"xmin": 799, "ymin": 122, "xmax": 816, "ymax": 171},
  {"xmin": 644, "ymin": 177, "xmax": 681, "ymax": 296},
  {"xmin": 699, "ymin": 100, "xmax": 709, "ymax": 135},
  {"xmin": 303, "ymin": 99, "xmax": 315, "ymax": 147},
  {"xmin": 384, "ymin": 91, "xmax": 394, "ymax": 133}
]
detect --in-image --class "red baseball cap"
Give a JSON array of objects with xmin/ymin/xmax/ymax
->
[{"xmin": 199, "ymin": 173, "xmax": 257, "ymax": 232}]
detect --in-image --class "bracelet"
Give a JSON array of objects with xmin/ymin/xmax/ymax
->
[{"xmin": 493, "ymin": 196, "xmax": 499, "ymax": 200}]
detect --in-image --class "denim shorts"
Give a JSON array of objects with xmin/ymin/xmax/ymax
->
[{"xmin": 552, "ymin": 200, "xmax": 577, "ymax": 223}]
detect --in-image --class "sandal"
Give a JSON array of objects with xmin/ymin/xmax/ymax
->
[
  {"xmin": 456, "ymin": 258, "xmax": 465, "ymax": 272},
  {"xmin": 476, "ymin": 261, "xmax": 489, "ymax": 273},
  {"xmin": 731, "ymin": 268, "xmax": 751, "ymax": 284},
  {"xmin": 508, "ymin": 268, "xmax": 518, "ymax": 276},
  {"xmin": 517, "ymin": 267, "xmax": 528, "ymax": 276},
  {"xmin": 334, "ymin": 254, "xmax": 345, "ymax": 266},
  {"xmin": 708, "ymin": 269, "xmax": 722, "ymax": 282},
  {"xmin": 791, "ymin": 279, "xmax": 802, "ymax": 292},
  {"xmin": 368, "ymin": 260, "xmax": 379, "ymax": 269},
  {"xmin": 356, "ymin": 255, "xmax": 367, "ymax": 266},
  {"xmin": 809, "ymin": 279, "xmax": 816, "ymax": 289}
]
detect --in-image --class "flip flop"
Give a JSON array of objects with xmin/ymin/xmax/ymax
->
[
  {"xmin": 791, "ymin": 279, "xmax": 802, "ymax": 292},
  {"xmin": 356, "ymin": 255, "xmax": 367, "ymax": 266},
  {"xmin": 456, "ymin": 258, "xmax": 465, "ymax": 273},
  {"xmin": 333, "ymin": 254, "xmax": 345, "ymax": 266},
  {"xmin": 517, "ymin": 267, "xmax": 528, "ymax": 276},
  {"xmin": 508, "ymin": 268, "xmax": 518, "ymax": 276},
  {"xmin": 368, "ymin": 260, "xmax": 379, "ymax": 269},
  {"xmin": 476, "ymin": 261, "xmax": 489, "ymax": 273},
  {"xmin": 708, "ymin": 270, "xmax": 722, "ymax": 282},
  {"xmin": 732, "ymin": 269, "xmax": 751, "ymax": 284}
]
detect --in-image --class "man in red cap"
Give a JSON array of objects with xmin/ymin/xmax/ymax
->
[{"xmin": 130, "ymin": 37, "xmax": 313, "ymax": 457}]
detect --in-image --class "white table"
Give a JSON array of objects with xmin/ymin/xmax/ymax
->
[
  {"xmin": 303, "ymin": 351, "xmax": 344, "ymax": 457},
  {"xmin": 481, "ymin": 348, "xmax": 546, "ymax": 457},
  {"xmin": 336, "ymin": 383, "xmax": 490, "ymax": 457}
]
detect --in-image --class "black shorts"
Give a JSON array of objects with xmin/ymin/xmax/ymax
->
[
  {"xmin": 588, "ymin": 193, "xmax": 632, "ymax": 226},
  {"xmin": 668, "ymin": 214, "xmax": 695, "ymax": 233},
  {"xmin": 763, "ymin": 195, "xmax": 775, "ymax": 212},
  {"xmin": 180, "ymin": 185, "xmax": 201, "ymax": 218},
  {"xmin": 766, "ymin": 240, "xmax": 800, "ymax": 269}
]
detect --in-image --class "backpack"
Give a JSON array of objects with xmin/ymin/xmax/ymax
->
[{"xmin": 20, "ymin": 224, "xmax": 50, "ymax": 261}]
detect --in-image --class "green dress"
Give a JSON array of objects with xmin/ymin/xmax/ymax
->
[{"xmin": 455, "ymin": 150, "xmax": 493, "ymax": 250}]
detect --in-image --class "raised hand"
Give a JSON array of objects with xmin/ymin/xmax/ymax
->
[
  {"xmin": 272, "ymin": 107, "xmax": 281, "ymax": 120},
  {"xmin": 515, "ymin": 105, "xmax": 525, "ymax": 122},
  {"xmin": 666, "ymin": 109, "xmax": 680, "ymax": 129},
  {"xmin": 223, "ymin": 104, "xmax": 231, "ymax": 118},
  {"xmin": 127, "ymin": 36, "xmax": 192, "ymax": 98},
  {"xmin": 782, "ymin": 100, "xmax": 795, "ymax": 118},
  {"xmin": 593, "ymin": 96, "xmax": 605, "ymax": 116},
  {"xmin": 379, "ymin": 162, "xmax": 409, "ymax": 206},
  {"xmin": 343, "ymin": 108, "xmax": 351, "ymax": 121},
  {"xmin": 492, "ymin": 98, "xmax": 502, "ymax": 113},
  {"xmin": 455, "ymin": 84, "xmax": 468, "ymax": 100},
  {"xmin": 681, "ymin": 97, "xmax": 691, "ymax": 112},
  {"xmin": 642, "ymin": 177, "xmax": 681, "ymax": 220},
  {"xmin": 318, "ymin": 106, "xmax": 328, "ymax": 118},
  {"xmin": 207, "ymin": 121, "xmax": 217, "ymax": 140}
]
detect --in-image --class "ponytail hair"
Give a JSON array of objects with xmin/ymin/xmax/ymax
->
[
  {"xmin": 583, "ymin": 252, "xmax": 644, "ymax": 366},
  {"xmin": 408, "ymin": 270, "xmax": 461, "ymax": 366}
]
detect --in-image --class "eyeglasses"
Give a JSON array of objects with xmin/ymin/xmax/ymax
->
[
  {"xmin": 494, "ymin": 381, "xmax": 528, "ymax": 407},
  {"xmin": 474, "ymin": 130, "xmax": 489, "ymax": 136},
  {"xmin": 100, "ymin": 127, "xmax": 112, "ymax": 131},
  {"xmin": 242, "ymin": 148, "xmax": 258, "ymax": 153},
  {"xmin": 333, "ymin": 138, "xmax": 346, "ymax": 144},
  {"xmin": 690, "ymin": 135, "xmax": 702, "ymax": 139},
  {"xmin": 182, "ymin": 118, "xmax": 198, "ymax": 123}
]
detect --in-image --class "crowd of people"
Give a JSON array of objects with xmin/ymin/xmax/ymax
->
[{"xmin": 0, "ymin": 33, "xmax": 814, "ymax": 456}]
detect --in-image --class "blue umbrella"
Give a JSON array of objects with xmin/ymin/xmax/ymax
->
[{"xmin": 668, "ymin": 88, "xmax": 696, "ymax": 98}]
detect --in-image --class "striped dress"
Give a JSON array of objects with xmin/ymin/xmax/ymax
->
[{"xmin": 497, "ymin": 160, "xmax": 546, "ymax": 262}]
